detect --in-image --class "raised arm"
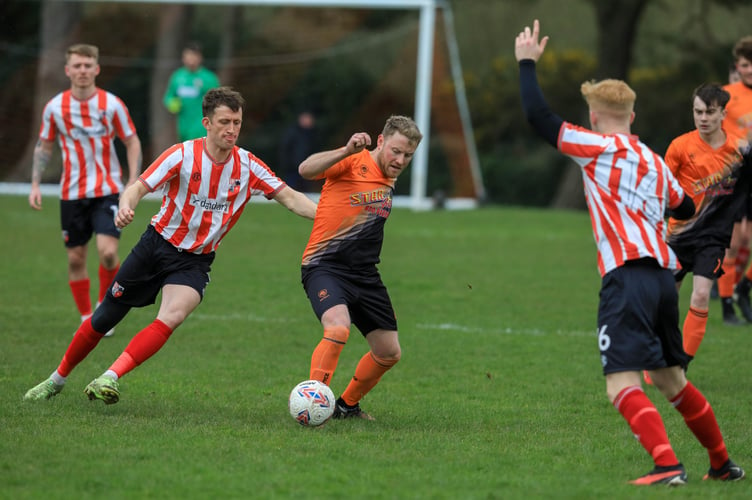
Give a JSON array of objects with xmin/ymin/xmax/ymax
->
[
  {"xmin": 514, "ymin": 19, "xmax": 548, "ymax": 63},
  {"xmin": 29, "ymin": 139, "xmax": 55, "ymax": 210},
  {"xmin": 298, "ymin": 132, "xmax": 371, "ymax": 180},
  {"xmin": 515, "ymin": 19, "xmax": 564, "ymax": 147}
]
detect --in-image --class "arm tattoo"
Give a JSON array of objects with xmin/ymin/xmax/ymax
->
[{"xmin": 31, "ymin": 140, "xmax": 50, "ymax": 184}]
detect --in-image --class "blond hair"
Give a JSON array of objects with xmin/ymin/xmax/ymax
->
[
  {"xmin": 580, "ymin": 79, "xmax": 635, "ymax": 118},
  {"xmin": 382, "ymin": 115, "xmax": 423, "ymax": 146},
  {"xmin": 66, "ymin": 44, "xmax": 99, "ymax": 63}
]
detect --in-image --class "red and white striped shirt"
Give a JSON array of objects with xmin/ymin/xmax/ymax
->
[
  {"xmin": 139, "ymin": 139, "xmax": 286, "ymax": 254},
  {"xmin": 39, "ymin": 88, "xmax": 137, "ymax": 200},
  {"xmin": 558, "ymin": 123, "xmax": 686, "ymax": 277}
]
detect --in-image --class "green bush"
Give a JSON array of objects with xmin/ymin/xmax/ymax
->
[{"xmin": 480, "ymin": 140, "xmax": 568, "ymax": 206}]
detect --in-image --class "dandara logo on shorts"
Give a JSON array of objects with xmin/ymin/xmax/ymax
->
[{"xmin": 190, "ymin": 195, "xmax": 230, "ymax": 213}]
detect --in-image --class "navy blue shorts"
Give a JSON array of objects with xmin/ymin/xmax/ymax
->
[
  {"xmin": 301, "ymin": 265, "xmax": 398, "ymax": 335},
  {"xmin": 671, "ymin": 243, "xmax": 725, "ymax": 281},
  {"xmin": 60, "ymin": 194, "xmax": 121, "ymax": 247},
  {"xmin": 105, "ymin": 225, "xmax": 215, "ymax": 307},
  {"xmin": 597, "ymin": 258, "xmax": 690, "ymax": 375}
]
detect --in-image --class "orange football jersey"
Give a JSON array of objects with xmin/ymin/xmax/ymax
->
[{"xmin": 302, "ymin": 149, "xmax": 395, "ymax": 269}]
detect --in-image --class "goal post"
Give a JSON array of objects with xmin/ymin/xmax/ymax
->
[{"xmin": 83, "ymin": 0, "xmax": 482, "ymax": 210}]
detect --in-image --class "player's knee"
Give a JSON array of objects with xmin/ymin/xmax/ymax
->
[
  {"xmin": 690, "ymin": 292, "xmax": 710, "ymax": 309},
  {"xmin": 157, "ymin": 311, "xmax": 189, "ymax": 330},
  {"xmin": 323, "ymin": 325, "xmax": 350, "ymax": 344},
  {"xmin": 373, "ymin": 351, "xmax": 400, "ymax": 367},
  {"xmin": 67, "ymin": 253, "xmax": 87, "ymax": 271},
  {"xmin": 91, "ymin": 298, "xmax": 130, "ymax": 333},
  {"xmin": 100, "ymin": 252, "xmax": 119, "ymax": 269}
]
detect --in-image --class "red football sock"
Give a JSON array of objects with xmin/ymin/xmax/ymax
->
[
  {"xmin": 671, "ymin": 382, "xmax": 729, "ymax": 470},
  {"xmin": 340, "ymin": 352, "xmax": 398, "ymax": 407},
  {"xmin": 309, "ymin": 326, "xmax": 349, "ymax": 386},
  {"xmin": 682, "ymin": 307, "xmax": 708, "ymax": 357},
  {"xmin": 613, "ymin": 386, "xmax": 679, "ymax": 467},
  {"xmin": 98, "ymin": 264, "xmax": 119, "ymax": 303},
  {"xmin": 57, "ymin": 317, "xmax": 105, "ymax": 377},
  {"xmin": 69, "ymin": 278, "xmax": 92, "ymax": 317},
  {"xmin": 109, "ymin": 319, "xmax": 173, "ymax": 378}
]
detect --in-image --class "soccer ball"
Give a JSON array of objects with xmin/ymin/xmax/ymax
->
[{"xmin": 288, "ymin": 380, "xmax": 336, "ymax": 427}]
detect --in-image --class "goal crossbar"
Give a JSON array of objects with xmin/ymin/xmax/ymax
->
[{"xmin": 73, "ymin": 0, "xmax": 479, "ymax": 210}]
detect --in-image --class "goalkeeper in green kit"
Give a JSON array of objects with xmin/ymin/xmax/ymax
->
[{"xmin": 163, "ymin": 42, "xmax": 220, "ymax": 142}]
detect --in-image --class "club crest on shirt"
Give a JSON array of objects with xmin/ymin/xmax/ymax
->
[
  {"xmin": 229, "ymin": 178, "xmax": 241, "ymax": 194},
  {"xmin": 357, "ymin": 164, "xmax": 369, "ymax": 178},
  {"xmin": 111, "ymin": 281, "xmax": 124, "ymax": 298}
]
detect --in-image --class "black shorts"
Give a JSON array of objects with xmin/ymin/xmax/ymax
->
[
  {"xmin": 597, "ymin": 258, "xmax": 690, "ymax": 375},
  {"xmin": 60, "ymin": 194, "xmax": 121, "ymax": 248},
  {"xmin": 671, "ymin": 244, "xmax": 725, "ymax": 281},
  {"xmin": 301, "ymin": 265, "xmax": 398, "ymax": 335},
  {"xmin": 105, "ymin": 225, "xmax": 215, "ymax": 307}
]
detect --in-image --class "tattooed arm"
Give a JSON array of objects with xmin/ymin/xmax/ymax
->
[{"xmin": 29, "ymin": 139, "xmax": 54, "ymax": 210}]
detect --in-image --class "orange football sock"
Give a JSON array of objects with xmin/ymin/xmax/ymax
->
[
  {"xmin": 717, "ymin": 258, "xmax": 736, "ymax": 298},
  {"xmin": 682, "ymin": 307, "xmax": 708, "ymax": 357},
  {"xmin": 613, "ymin": 386, "xmax": 679, "ymax": 467},
  {"xmin": 110, "ymin": 319, "xmax": 173, "ymax": 377},
  {"xmin": 310, "ymin": 326, "xmax": 349, "ymax": 386},
  {"xmin": 57, "ymin": 317, "xmax": 105, "ymax": 377},
  {"xmin": 746, "ymin": 263, "xmax": 752, "ymax": 281},
  {"xmin": 98, "ymin": 264, "xmax": 119, "ymax": 303},
  {"xmin": 340, "ymin": 352, "xmax": 398, "ymax": 407},
  {"xmin": 69, "ymin": 278, "xmax": 92, "ymax": 317},
  {"xmin": 670, "ymin": 382, "xmax": 728, "ymax": 470}
]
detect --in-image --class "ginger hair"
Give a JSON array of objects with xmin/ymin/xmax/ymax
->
[{"xmin": 580, "ymin": 79, "xmax": 636, "ymax": 119}]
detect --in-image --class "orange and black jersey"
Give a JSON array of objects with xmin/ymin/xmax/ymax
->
[
  {"xmin": 301, "ymin": 149, "xmax": 394, "ymax": 270},
  {"xmin": 666, "ymin": 129, "xmax": 750, "ymax": 248},
  {"xmin": 723, "ymin": 81, "xmax": 752, "ymax": 141}
]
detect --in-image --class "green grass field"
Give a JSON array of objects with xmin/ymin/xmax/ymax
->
[{"xmin": 0, "ymin": 194, "xmax": 749, "ymax": 499}]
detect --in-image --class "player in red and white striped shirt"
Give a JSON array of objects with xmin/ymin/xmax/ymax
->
[
  {"xmin": 24, "ymin": 87, "xmax": 317, "ymax": 405},
  {"xmin": 29, "ymin": 44, "xmax": 143, "ymax": 332},
  {"xmin": 517, "ymin": 19, "xmax": 744, "ymax": 485}
]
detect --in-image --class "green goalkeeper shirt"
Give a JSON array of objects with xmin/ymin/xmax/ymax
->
[{"xmin": 163, "ymin": 66, "xmax": 220, "ymax": 142}]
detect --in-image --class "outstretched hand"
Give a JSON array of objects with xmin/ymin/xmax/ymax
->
[{"xmin": 515, "ymin": 19, "xmax": 549, "ymax": 62}]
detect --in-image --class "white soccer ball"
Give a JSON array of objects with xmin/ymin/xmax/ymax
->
[{"xmin": 288, "ymin": 379, "xmax": 336, "ymax": 427}]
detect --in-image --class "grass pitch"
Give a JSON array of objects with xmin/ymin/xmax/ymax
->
[{"xmin": 0, "ymin": 194, "xmax": 749, "ymax": 499}]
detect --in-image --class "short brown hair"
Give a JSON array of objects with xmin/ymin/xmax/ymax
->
[
  {"xmin": 580, "ymin": 79, "xmax": 636, "ymax": 118},
  {"xmin": 66, "ymin": 44, "xmax": 99, "ymax": 63},
  {"xmin": 202, "ymin": 86, "xmax": 245, "ymax": 118},
  {"xmin": 693, "ymin": 83, "xmax": 730, "ymax": 109},
  {"xmin": 382, "ymin": 115, "xmax": 422, "ymax": 146},
  {"xmin": 732, "ymin": 36, "xmax": 752, "ymax": 63}
]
